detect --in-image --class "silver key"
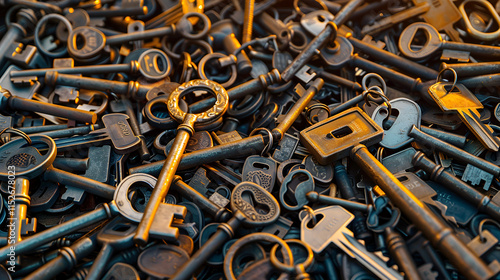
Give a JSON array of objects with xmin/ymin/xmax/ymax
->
[{"xmin": 301, "ymin": 206, "xmax": 403, "ymax": 280}]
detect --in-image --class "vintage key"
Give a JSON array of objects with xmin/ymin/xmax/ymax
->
[
  {"xmin": 23, "ymin": 221, "xmax": 105, "ymax": 280},
  {"xmin": 301, "ymin": 107, "xmax": 499, "ymax": 278},
  {"xmin": 135, "ymin": 79, "xmax": 229, "ymax": 245},
  {"xmin": 366, "ymin": 196, "xmax": 422, "ymax": 280},
  {"xmin": 427, "ymin": 80, "xmax": 500, "ymax": 151},
  {"xmin": 399, "ymin": 22, "xmax": 500, "ymax": 61},
  {"xmin": 408, "ymin": 126, "xmax": 500, "ymax": 177},
  {"xmin": 280, "ymin": 0, "xmax": 365, "ymax": 82},
  {"xmin": 171, "ymin": 181, "xmax": 280, "ymax": 280},
  {"xmin": 10, "ymin": 49, "xmax": 171, "ymax": 82},
  {"xmin": 361, "ymin": 2, "xmax": 430, "ymax": 35},
  {"xmin": 0, "ymin": 200, "xmax": 118, "ymax": 263},
  {"xmin": 242, "ymin": 155, "xmax": 277, "ymax": 192},
  {"xmin": 85, "ymin": 217, "xmax": 137, "ymax": 280},
  {"xmin": 351, "ymin": 144, "xmax": 500, "ymax": 279},
  {"xmin": 0, "ymin": 87, "xmax": 96, "ymax": 124},
  {"xmin": 413, "ymin": 151, "xmax": 500, "ymax": 222},
  {"xmin": 301, "ymin": 206, "xmax": 403, "ymax": 280},
  {"xmin": 0, "ymin": 134, "xmax": 116, "ymax": 200}
]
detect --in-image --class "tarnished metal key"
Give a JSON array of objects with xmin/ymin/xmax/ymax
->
[
  {"xmin": 301, "ymin": 206, "xmax": 403, "ymax": 280},
  {"xmin": 134, "ymin": 80, "xmax": 229, "ymax": 245}
]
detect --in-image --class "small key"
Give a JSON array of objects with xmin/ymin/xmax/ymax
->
[
  {"xmin": 135, "ymin": 79, "xmax": 229, "ymax": 245},
  {"xmin": 301, "ymin": 205, "xmax": 403, "ymax": 280},
  {"xmin": 86, "ymin": 217, "xmax": 137, "ymax": 280},
  {"xmin": 427, "ymin": 81, "xmax": 500, "ymax": 151}
]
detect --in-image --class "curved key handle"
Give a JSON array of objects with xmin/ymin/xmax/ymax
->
[
  {"xmin": 398, "ymin": 22, "xmax": 442, "ymax": 60},
  {"xmin": 459, "ymin": 0, "xmax": 500, "ymax": 41},
  {"xmin": 231, "ymin": 181, "xmax": 280, "ymax": 226},
  {"xmin": 0, "ymin": 135, "xmax": 56, "ymax": 180},
  {"xmin": 168, "ymin": 79, "xmax": 229, "ymax": 125}
]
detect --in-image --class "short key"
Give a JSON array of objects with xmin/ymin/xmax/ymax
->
[
  {"xmin": 134, "ymin": 79, "xmax": 229, "ymax": 245},
  {"xmin": 85, "ymin": 217, "xmax": 137, "ymax": 280},
  {"xmin": 301, "ymin": 206, "xmax": 403, "ymax": 280},
  {"xmin": 427, "ymin": 81, "xmax": 500, "ymax": 151},
  {"xmin": 171, "ymin": 181, "xmax": 280, "ymax": 280}
]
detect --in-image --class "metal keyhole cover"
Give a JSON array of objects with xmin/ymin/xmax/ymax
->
[
  {"xmin": 0, "ymin": 135, "xmax": 56, "ymax": 180},
  {"xmin": 167, "ymin": 79, "xmax": 229, "ymax": 124},
  {"xmin": 231, "ymin": 181, "xmax": 280, "ymax": 226}
]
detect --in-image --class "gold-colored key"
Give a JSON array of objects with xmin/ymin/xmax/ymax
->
[{"xmin": 428, "ymin": 81, "xmax": 500, "ymax": 151}]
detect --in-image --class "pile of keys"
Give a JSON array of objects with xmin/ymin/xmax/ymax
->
[{"xmin": 0, "ymin": 0, "xmax": 499, "ymax": 279}]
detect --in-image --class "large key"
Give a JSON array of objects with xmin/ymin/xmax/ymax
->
[
  {"xmin": 302, "ymin": 206, "xmax": 403, "ymax": 280},
  {"xmin": 399, "ymin": 22, "xmax": 500, "ymax": 61},
  {"xmin": 171, "ymin": 181, "xmax": 280, "ymax": 279},
  {"xmin": 134, "ymin": 79, "xmax": 229, "ymax": 245},
  {"xmin": 427, "ymin": 80, "xmax": 500, "ymax": 151},
  {"xmin": 0, "ymin": 87, "xmax": 96, "ymax": 124},
  {"xmin": 301, "ymin": 108, "xmax": 500, "ymax": 279}
]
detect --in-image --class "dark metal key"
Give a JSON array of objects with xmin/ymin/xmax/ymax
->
[{"xmin": 171, "ymin": 181, "xmax": 280, "ymax": 280}]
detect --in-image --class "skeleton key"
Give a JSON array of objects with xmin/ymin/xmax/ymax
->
[
  {"xmin": 366, "ymin": 196, "xmax": 422, "ymax": 280},
  {"xmin": 399, "ymin": 23, "xmax": 500, "ymax": 61},
  {"xmin": 411, "ymin": 0, "xmax": 463, "ymax": 42},
  {"xmin": 135, "ymin": 80, "xmax": 229, "ymax": 245},
  {"xmin": 85, "ymin": 217, "xmax": 137, "ymax": 280},
  {"xmin": 301, "ymin": 206, "xmax": 403, "ymax": 280},
  {"xmin": 428, "ymin": 81, "xmax": 500, "ymax": 151},
  {"xmin": 171, "ymin": 181, "xmax": 280, "ymax": 280}
]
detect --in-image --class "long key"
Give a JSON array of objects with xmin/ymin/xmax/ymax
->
[
  {"xmin": 427, "ymin": 82, "xmax": 500, "ymax": 151},
  {"xmin": 413, "ymin": 151, "xmax": 500, "ymax": 222},
  {"xmin": 23, "ymin": 221, "xmax": 105, "ymax": 280},
  {"xmin": 301, "ymin": 206, "xmax": 403, "ymax": 280},
  {"xmin": 351, "ymin": 144, "xmax": 500, "ymax": 279},
  {"xmin": 171, "ymin": 181, "xmax": 280, "ymax": 280},
  {"xmin": 361, "ymin": 2, "xmax": 430, "ymax": 35},
  {"xmin": 86, "ymin": 217, "xmax": 137, "ymax": 280},
  {"xmin": 134, "ymin": 79, "xmax": 229, "ymax": 245},
  {"xmin": 0, "ymin": 87, "xmax": 96, "ymax": 124},
  {"xmin": 399, "ymin": 22, "xmax": 500, "ymax": 61},
  {"xmin": 0, "ymin": 201, "xmax": 118, "ymax": 263}
]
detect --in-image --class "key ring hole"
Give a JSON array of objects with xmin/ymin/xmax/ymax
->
[
  {"xmin": 168, "ymin": 79, "xmax": 229, "ymax": 124},
  {"xmin": 270, "ymin": 239, "xmax": 314, "ymax": 274},
  {"xmin": 437, "ymin": 67, "xmax": 458, "ymax": 94},
  {"xmin": 35, "ymin": 13, "xmax": 73, "ymax": 58},
  {"xmin": 478, "ymin": 219, "xmax": 500, "ymax": 246}
]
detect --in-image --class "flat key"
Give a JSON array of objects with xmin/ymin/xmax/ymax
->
[
  {"xmin": 428, "ymin": 82, "xmax": 500, "ymax": 151},
  {"xmin": 134, "ymin": 80, "xmax": 229, "ymax": 245},
  {"xmin": 301, "ymin": 206, "xmax": 403, "ymax": 280}
]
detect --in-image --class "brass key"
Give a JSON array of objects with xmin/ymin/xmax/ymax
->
[
  {"xmin": 428, "ymin": 76, "xmax": 500, "ymax": 151},
  {"xmin": 134, "ymin": 80, "xmax": 229, "ymax": 245}
]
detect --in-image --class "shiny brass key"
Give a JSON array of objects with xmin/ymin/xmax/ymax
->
[{"xmin": 428, "ymin": 82, "xmax": 500, "ymax": 151}]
